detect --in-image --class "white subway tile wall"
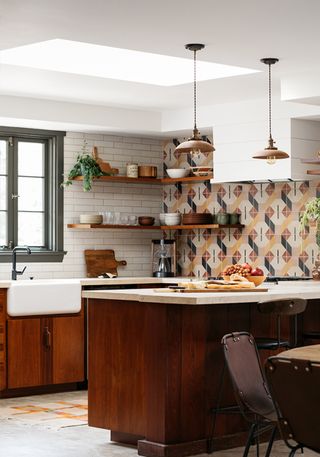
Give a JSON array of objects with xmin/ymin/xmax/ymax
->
[{"xmin": 0, "ymin": 132, "xmax": 163, "ymax": 280}]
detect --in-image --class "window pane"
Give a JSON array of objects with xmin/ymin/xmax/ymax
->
[
  {"xmin": 18, "ymin": 142, "xmax": 44, "ymax": 177},
  {"xmin": 18, "ymin": 212, "xmax": 44, "ymax": 246},
  {"xmin": 0, "ymin": 212, "xmax": 7, "ymax": 246},
  {"xmin": 0, "ymin": 176, "xmax": 7, "ymax": 210},
  {"xmin": 18, "ymin": 177, "xmax": 44, "ymax": 211},
  {"xmin": 0, "ymin": 140, "xmax": 7, "ymax": 175}
]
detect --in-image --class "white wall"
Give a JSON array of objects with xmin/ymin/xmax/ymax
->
[{"xmin": 0, "ymin": 132, "xmax": 163, "ymax": 280}]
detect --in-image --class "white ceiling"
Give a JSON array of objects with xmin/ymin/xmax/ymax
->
[{"xmin": 1, "ymin": 0, "xmax": 320, "ymax": 111}]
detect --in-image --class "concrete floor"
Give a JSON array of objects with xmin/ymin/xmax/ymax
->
[{"xmin": 0, "ymin": 392, "xmax": 317, "ymax": 457}]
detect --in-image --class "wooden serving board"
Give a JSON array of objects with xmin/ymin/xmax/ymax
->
[
  {"xmin": 154, "ymin": 288, "xmax": 268, "ymax": 293},
  {"xmin": 85, "ymin": 249, "xmax": 127, "ymax": 277}
]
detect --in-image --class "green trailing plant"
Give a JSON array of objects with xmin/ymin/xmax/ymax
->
[
  {"xmin": 62, "ymin": 141, "xmax": 110, "ymax": 191},
  {"xmin": 300, "ymin": 197, "xmax": 320, "ymax": 247}
]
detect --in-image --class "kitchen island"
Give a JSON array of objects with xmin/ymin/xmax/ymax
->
[{"xmin": 83, "ymin": 282, "xmax": 320, "ymax": 457}]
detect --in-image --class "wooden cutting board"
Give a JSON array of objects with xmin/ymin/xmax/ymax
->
[
  {"xmin": 85, "ymin": 249, "xmax": 127, "ymax": 277},
  {"xmin": 154, "ymin": 288, "xmax": 268, "ymax": 293}
]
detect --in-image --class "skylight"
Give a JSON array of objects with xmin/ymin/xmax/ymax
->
[{"xmin": 0, "ymin": 39, "xmax": 258, "ymax": 86}]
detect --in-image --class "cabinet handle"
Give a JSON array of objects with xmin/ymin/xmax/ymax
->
[{"xmin": 43, "ymin": 326, "xmax": 51, "ymax": 349}]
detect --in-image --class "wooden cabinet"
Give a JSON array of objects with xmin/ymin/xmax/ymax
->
[
  {"xmin": 7, "ymin": 318, "xmax": 42, "ymax": 389},
  {"xmin": 0, "ymin": 290, "xmax": 7, "ymax": 391},
  {"xmin": 52, "ymin": 315, "xmax": 85, "ymax": 384},
  {"xmin": 6, "ymin": 309, "xmax": 85, "ymax": 391}
]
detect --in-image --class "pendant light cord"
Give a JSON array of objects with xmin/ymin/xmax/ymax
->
[
  {"xmin": 194, "ymin": 49, "xmax": 197, "ymax": 130},
  {"xmin": 268, "ymin": 62, "xmax": 272, "ymax": 141}
]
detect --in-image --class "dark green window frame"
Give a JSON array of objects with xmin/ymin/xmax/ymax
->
[{"xmin": 0, "ymin": 126, "xmax": 66, "ymax": 263}]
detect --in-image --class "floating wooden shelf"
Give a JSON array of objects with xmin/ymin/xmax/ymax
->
[
  {"xmin": 162, "ymin": 224, "xmax": 244, "ymax": 230},
  {"xmin": 307, "ymin": 170, "xmax": 320, "ymax": 175},
  {"xmin": 161, "ymin": 175, "xmax": 213, "ymax": 184},
  {"xmin": 67, "ymin": 223, "xmax": 244, "ymax": 230},
  {"xmin": 67, "ymin": 224, "xmax": 162, "ymax": 230},
  {"xmin": 300, "ymin": 159, "xmax": 320, "ymax": 164},
  {"xmin": 71, "ymin": 174, "xmax": 213, "ymax": 185},
  {"xmin": 72, "ymin": 175, "xmax": 162, "ymax": 184}
]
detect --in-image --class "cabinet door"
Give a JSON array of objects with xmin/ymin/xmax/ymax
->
[
  {"xmin": 7, "ymin": 318, "xmax": 43, "ymax": 389},
  {"xmin": 0, "ymin": 290, "xmax": 7, "ymax": 391},
  {"xmin": 52, "ymin": 315, "xmax": 85, "ymax": 384}
]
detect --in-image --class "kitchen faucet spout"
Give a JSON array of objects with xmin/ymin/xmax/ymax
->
[{"xmin": 11, "ymin": 246, "xmax": 31, "ymax": 280}]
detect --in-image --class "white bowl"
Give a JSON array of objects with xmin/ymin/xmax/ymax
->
[
  {"xmin": 164, "ymin": 214, "xmax": 181, "ymax": 225},
  {"xmin": 166, "ymin": 168, "xmax": 190, "ymax": 179},
  {"xmin": 159, "ymin": 213, "xmax": 166, "ymax": 225},
  {"xmin": 80, "ymin": 214, "xmax": 103, "ymax": 224}
]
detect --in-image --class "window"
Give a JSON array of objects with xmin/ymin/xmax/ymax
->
[{"xmin": 0, "ymin": 127, "xmax": 65, "ymax": 262}]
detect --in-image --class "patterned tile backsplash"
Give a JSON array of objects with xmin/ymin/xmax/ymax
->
[{"xmin": 163, "ymin": 140, "xmax": 319, "ymax": 278}]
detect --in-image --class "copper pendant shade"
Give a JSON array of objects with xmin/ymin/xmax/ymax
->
[
  {"xmin": 252, "ymin": 58, "xmax": 289, "ymax": 164},
  {"xmin": 175, "ymin": 44, "xmax": 214, "ymax": 155}
]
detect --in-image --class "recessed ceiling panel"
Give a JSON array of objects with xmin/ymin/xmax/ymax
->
[{"xmin": 0, "ymin": 39, "xmax": 258, "ymax": 87}]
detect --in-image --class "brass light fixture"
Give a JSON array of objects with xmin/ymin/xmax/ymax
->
[
  {"xmin": 253, "ymin": 58, "xmax": 289, "ymax": 165},
  {"xmin": 175, "ymin": 44, "xmax": 214, "ymax": 156}
]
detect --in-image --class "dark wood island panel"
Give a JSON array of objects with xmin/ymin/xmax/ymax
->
[{"xmin": 88, "ymin": 298, "xmax": 270, "ymax": 457}]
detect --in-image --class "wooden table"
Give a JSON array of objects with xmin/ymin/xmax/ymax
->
[{"xmin": 273, "ymin": 344, "xmax": 320, "ymax": 362}]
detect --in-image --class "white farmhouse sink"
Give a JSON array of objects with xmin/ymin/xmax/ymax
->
[{"xmin": 7, "ymin": 279, "xmax": 82, "ymax": 317}]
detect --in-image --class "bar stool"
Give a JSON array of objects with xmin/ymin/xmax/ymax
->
[
  {"xmin": 302, "ymin": 331, "xmax": 320, "ymax": 344},
  {"xmin": 209, "ymin": 332, "xmax": 278, "ymax": 456},
  {"xmin": 254, "ymin": 298, "xmax": 307, "ymax": 351},
  {"xmin": 209, "ymin": 298, "xmax": 307, "ymax": 453}
]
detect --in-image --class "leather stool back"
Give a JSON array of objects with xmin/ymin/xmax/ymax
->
[{"xmin": 255, "ymin": 298, "xmax": 307, "ymax": 350}]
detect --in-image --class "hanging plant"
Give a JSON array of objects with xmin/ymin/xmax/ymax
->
[
  {"xmin": 300, "ymin": 197, "xmax": 320, "ymax": 247},
  {"xmin": 62, "ymin": 141, "xmax": 111, "ymax": 191}
]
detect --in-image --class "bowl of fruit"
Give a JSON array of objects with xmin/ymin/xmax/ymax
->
[{"xmin": 222, "ymin": 263, "xmax": 266, "ymax": 286}]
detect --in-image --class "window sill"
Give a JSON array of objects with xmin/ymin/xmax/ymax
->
[{"xmin": 0, "ymin": 250, "xmax": 67, "ymax": 263}]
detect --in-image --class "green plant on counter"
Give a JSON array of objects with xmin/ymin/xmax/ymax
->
[
  {"xmin": 62, "ymin": 141, "xmax": 111, "ymax": 192},
  {"xmin": 300, "ymin": 197, "xmax": 320, "ymax": 247}
]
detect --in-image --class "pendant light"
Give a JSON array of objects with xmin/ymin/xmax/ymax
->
[
  {"xmin": 253, "ymin": 58, "xmax": 289, "ymax": 164},
  {"xmin": 175, "ymin": 44, "xmax": 214, "ymax": 156}
]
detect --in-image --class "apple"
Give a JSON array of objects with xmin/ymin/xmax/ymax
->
[
  {"xmin": 250, "ymin": 267, "xmax": 264, "ymax": 276},
  {"xmin": 241, "ymin": 262, "xmax": 252, "ymax": 273}
]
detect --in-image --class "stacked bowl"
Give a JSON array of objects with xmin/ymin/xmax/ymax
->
[
  {"xmin": 182, "ymin": 213, "xmax": 213, "ymax": 225},
  {"xmin": 163, "ymin": 213, "xmax": 181, "ymax": 226}
]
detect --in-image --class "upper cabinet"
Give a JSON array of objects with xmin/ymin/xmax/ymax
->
[{"xmin": 211, "ymin": 119, "xmax": 320, "ymax": 183}]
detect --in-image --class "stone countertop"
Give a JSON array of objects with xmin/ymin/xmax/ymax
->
[
  {"xmin": 0, "ymin": 277, "xmax": 189, "ymax": 289},
  {"xmin": 82, "ymin": 281, "xmax": 320, "ymax": 305}
]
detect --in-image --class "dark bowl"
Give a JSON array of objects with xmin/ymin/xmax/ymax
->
[{"xmin": 138, "ymin": 216, "xmax": 155, "ymax": 226}]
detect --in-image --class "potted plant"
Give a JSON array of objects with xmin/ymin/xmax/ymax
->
[
  {"xmin": 300, "ymin": 197, "xmax": 320, "ymax": 279},
  {"xmin": 62, "ymin": 141, "xmax": 111, "ymax": 191},
  {"xmin": 300, "ymin": 197, "xmax": 320, "ymax": 247}
]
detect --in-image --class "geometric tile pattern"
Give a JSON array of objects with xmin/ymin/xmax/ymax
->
[{"xmin": 163, "ymin": 139, "xmax": 318, "ymax": 278}]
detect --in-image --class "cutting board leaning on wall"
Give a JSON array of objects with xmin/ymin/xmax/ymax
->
[{"xmin": 85, "ymin": 250, "xmax": 127, "ymax": 277}]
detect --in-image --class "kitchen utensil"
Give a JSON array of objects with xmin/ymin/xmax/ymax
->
[
  {"xmin": 229, "ymin": 213, "xmax": 241, "ymax": 224},
  {"xmin": 164, "ymin": 213, "xmax": 181, "ymax": 225},
  {"xmin": 92, "ymin": 146, "xmax": 119, "ymax": 175},
  {"xmin": 85, "ymin": 249, "xmax": 127, "ymax": 278},
  {"xmin": 154, "ymin": 288, "xmax": 268, "ymax": 293},
  {"xmin": 182, "ymin": 213, "xmax": 213, "ymax": 225},
  {"xmin": 138, "ymin": 216, "xmax": 155, "ymax": 226},
  {"xmin": 138, "ymin": 165, "xmax": 157, "ymax": 178},
  {"xmin": 80, "ymin": 214, "xmax": 103, "ymax": 224},
  {"xmin": 159, "ymin": 213, "xmax": 166, "ymax": 225},
  {"xmin": 151, "ymin": 239, "xmax": 176, "ymax": 277},
  {"xmin": 216, "ymin": 213, "xmax": 230, "ymax": 225},
  {"xmin": 166, "ymin": 168, "xmax": 189, "ymax": 178},
  {"xmin": 126, "ymin": 163, "xmax": 139, "ymax": 178},
  {"xmin": 190, "ymin": 166, "xmax": 213, "ymax": 177},
  {"xmin": 247, "ymin": 275, "xmax": 266, "ymax": 286},
  {"xmin": 129, "ymin": 215, "xmax": 138, "ymax": 225}
]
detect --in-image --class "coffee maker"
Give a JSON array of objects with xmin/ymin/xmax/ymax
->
[{"xmin": 151, "ymin": 239, "xmax": 176, "ymax": 278}]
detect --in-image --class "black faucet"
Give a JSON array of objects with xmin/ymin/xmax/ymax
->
[{"xmin": 11, "ymin": 246, "xmax": 31, "ymax": 280}]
